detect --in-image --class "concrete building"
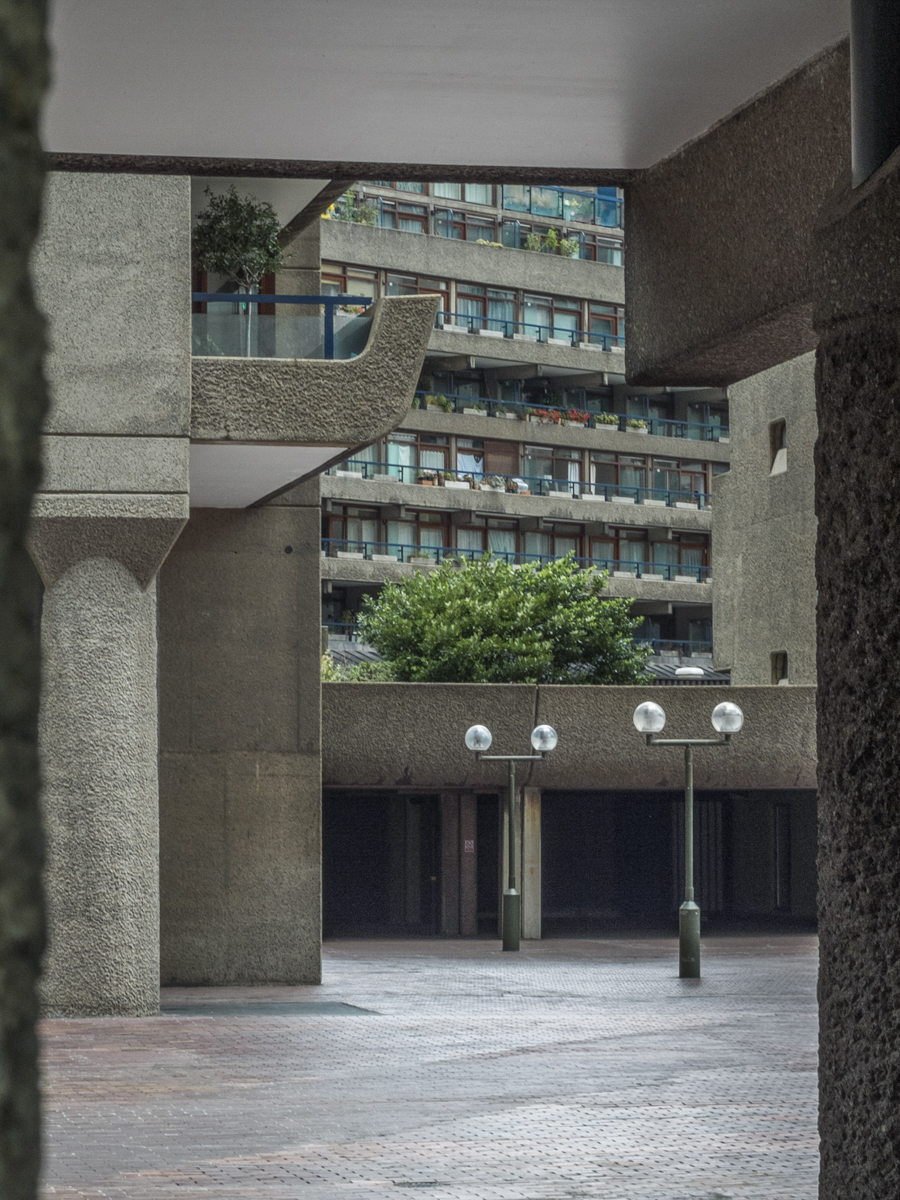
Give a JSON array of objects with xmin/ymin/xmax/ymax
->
[{"xmin": 5, "ymin": 4, "xmax": 897, "ymax": 1196}]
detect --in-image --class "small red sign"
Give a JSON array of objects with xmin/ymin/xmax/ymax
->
[{"xmin": 464, "ymin": 840, "xmax": 475, "ymax": 854}]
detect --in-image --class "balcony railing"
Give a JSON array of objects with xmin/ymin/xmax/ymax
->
[
  {"xmin": 322, "ymin": 539, "xmax": 710, "ymax": 581},
  {"xmin": 328, "ymin": 459, "xmax": 713, "ymax": 509},
  {"xmin": 191, "ymin": 293, "xmax": 374, "ymax": 359},
  {"xmin": 638, "ymin": 637, "xmax": 714, "ymax": 656},
  {"xmin": 412, "ymin": 390, "xmax": 729, "ymax": 441},
  {"xmin": 434, "ymin": 310, "xmax": 624, "ymax": 351}
]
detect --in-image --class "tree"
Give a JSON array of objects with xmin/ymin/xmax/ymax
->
[
  {"xmin": 192, "ymin": 185, "xmax": 284, "ymax": 292},
  {"xmin": 358, "ymin": 555, "xmax": 650, "ymax": 684}
]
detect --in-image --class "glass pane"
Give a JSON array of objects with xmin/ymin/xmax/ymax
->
[
  {"xmin": 652, "ymin": 543, "xmax": 678, "ymax": 565},
  {"xmin": 457, "ymin": 528, "xmax": 484, "ymax": 552},
  {"xmin": 396, "ymin": 182, "xmax": 425, "ymax": 193},
  {"xmin": 433, "ymin": 183, "xmax": 462, "ymax": 200},
  {"xmin": 420, "ymin": 448, "xmax": 446, "ymax": 470},
  {"xmin": 554, "ymin": 536, "xmax": 578, "ymax": 557},
  {"xmin": 398, "ymin": 217, "xmax": 423, "ymax": 233},
  {"xmin": 487, "ymin": 529, "xmax": 516, "ymax": 554},
  {"xmin": 420, "ymin": 526, "xmax": 446, "ymax": 548},
  {"xmin": 562, "ymin": 191, "xmax": 594, "ymax": 222},
  {"xmin": 388, "ymin": 521, "xmax": 415, "ymax": 546},
  {"xmin": 435, "ymin": 210, "xmax": 463, "ymax": 239},
  {"xmin": 532, "ymin": 186, "xmax": 561, "ymax": 217},
  {"xmin": 524, "ymin": 532, "xmax": 550, "ymax": 557},
  {"xmin": 502, "ymin": 184, "xmax": 530, "ymax": 213},
  {"xmin": 464, "ymin": 183, "xmax": 492, "ymax": 205},
  {"xmin": 592, "ymin": 463, "xmax": 616, "ymax": 486},
  {"xmin": 466, "ymin": 221, "xmax": 494, "ymax": 241},
  {"xmin": 681, "ymin": 547, "xmax": 705, "ymax": 567}
]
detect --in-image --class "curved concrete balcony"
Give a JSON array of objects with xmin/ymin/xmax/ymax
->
[{"xmin": 189, "ymin": 294, "xmax": 439, "ymax": 507}]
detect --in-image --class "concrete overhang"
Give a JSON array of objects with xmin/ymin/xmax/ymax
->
[
  {"xmin": 189, "ymin": 294, "xmax": 438, "ymax": 507},
  {"xmin": 45, "ymin": 1, "xmax": 848, "ymax": 175}
]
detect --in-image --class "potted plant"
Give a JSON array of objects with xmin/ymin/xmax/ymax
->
[
  {"xmin": 462, "ymin": 400, "xmax": 487, "ymax": 416},
  {"xmin": 594, "ymin": 412, "xmax": 619, "ymax": 426},
  {"xmin": 506, "ymin": 480, "xmax": 520, "ymax": 494},
  {"xmin": 626, "ymin": 418, "xmax": 649, "ymax": 434},
  {"xmin": 192, "ymin": 185, "xmax": 284, "ymax": 357},
  {"xmin": 559, "ymin": 237, "xmax": 579, "ymax": 258},
  {"xmin": 409, "ymin": 549, "xmax": 433, "ymax": 564},
  {"xmin": 564, "ymin": 409, "xmax": 590, "ymax": 427},
  {"xmin": 417, "ymin": 469, "xmax": 437, "ymax": 485}
]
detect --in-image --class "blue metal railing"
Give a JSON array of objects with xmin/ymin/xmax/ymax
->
[
  {"xmin": 412, "ymin": 389, "xmax": 729, "ymax": 441},
  {"xmin": 434, "ymin": 309, "xmax": 624, "ymax": 351},
  {"xmin": 191, "ymin": 293, "xmax": 373, "ymax": 359},
  {"xmin": 321, "ymin": 539, "xmax": 711, "ymax": 581},
  {"xmin": 328, "ymin": 459, "xmax": 711, "ymax": 507}
]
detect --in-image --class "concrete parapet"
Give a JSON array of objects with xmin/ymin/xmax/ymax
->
[
  {"xmin": 322, "ymin": 684, "xmax": 816, "ymax": 792},
  {"xmin": 190, "ymin": 294, "xmax": 439, "ymax": 445}
]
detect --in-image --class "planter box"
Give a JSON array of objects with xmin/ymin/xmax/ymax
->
[
  {"xmin": 564, "ymin": 420, "xmax": 587, "ymax": 427},
  {"xmin": 443, "ymin": 480, "xmax": 470, "ymax": 490},
  {"xmin": 613, "ymin": 569, "xmax": 637, "ymax": 578},
  {"xmin": 462, "ymin": 408, "xmax": 487, "ymax": 416},
  {"xmin": 479, "ymin": 484, "xmax": 505, "ymax": 492},
  {"xmin": 336, "ymin": 551, "xmax": 364, "ymax": 559},
  {"xmin": 548, "ymin": 337, "xmax": 571, "ymax": 347},
  {"xmin": 425, "ymin": 403, "xmax": 445, "ymax": 412},
  {"xmin": 335, "ymin": 470, "xmax": 362, "ymax": 478},
  {"xmin": 548, "ymin": 490, "xmax": 574, "ymax": 499},
  {"xmin": 717, "ymin": 436, "xmax": 730, "ymax": 443},
  {"xmin": 440, "ymin": 324, "xmax": 469, "ymax": 334},
  {"xmin": 476, "ymin": 329, "xmax": 504, "ymax": 339},
  {"xmin": 675, "ymin": 574, "xmax": 700, "ymax": 583},
  {"xmin": 674, "ymin": 501, "xmax": 699, "ymax": 510},
  {"xmin": 372, "ymin": 473, "xmax": 396, "ymax": 483},
  {"xmin": 611, "ymin": 495, "xmax": 636, "ymax": 505},
  {"xmin": 580, "ymin": 493, "xmax": 606, "ymax": 502},
  {"xmin": 417, "ymin": 479, "xmax": 437, "ymax": 486},
  {"xmin": 512, "ymin": 333, "xmax": 539, "ymax": 342},
  {"xmin": 625, "ymin": 427, "xmax": 648, "ymax": 435},
  {"xmin": 642, "ymin": 498, "xmax": 667, "ymax": 507},
  {"xmin": 608, "ymin": 344, "xmax": 625, "ymax": 353},
  {"xmin": 501, "ymin": 412, "xmax": 518, "ymax": 419},
  {"xmin": 528, "ymin": 416, "xmax": 542, "ymax": 424},
  {"xmin": 577, "ymin": 341, "xmax": 604, "ymax": 352},
  {"xmin": 371, "ymin": 554, "xmax": 398, "ymax": 562}
]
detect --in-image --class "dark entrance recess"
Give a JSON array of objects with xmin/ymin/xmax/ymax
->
[
  {"xmin": 323, "ymin": 790, "xmax": 441, "ymax": 937},
  {"xmin": 541, "ymin": 790, "xmax": 733, "ymax": 936}
]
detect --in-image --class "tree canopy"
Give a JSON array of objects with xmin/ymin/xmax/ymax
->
[
  {"xmin": 358, "ymin": 554, "xmax": 650, "ymax": 684},
  {"xmin": 192, "ymin": 185, "xmax": 284, "ymax": 290}
]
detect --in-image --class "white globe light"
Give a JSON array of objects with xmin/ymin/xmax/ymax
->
[
  {"xmin": 711, "ymin": 701, "xmax": 744, "ymax": 734},
  {"xmin": 531, "ymin": 724, "xmax": 558, "ymax": 752},
  {"xmin": 633, "ymin": 701, "xmax": 666, "ymax": 734},
  {"xmin": 465, "ymin": 724, "xmax": 493, "ymax": 752}
]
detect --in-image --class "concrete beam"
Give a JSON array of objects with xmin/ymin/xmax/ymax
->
[{"xmin": 625, "ymin": 41, "xmax": 850, "ymax": 387}]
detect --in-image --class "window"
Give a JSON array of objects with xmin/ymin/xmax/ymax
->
[
  {"xmin": 588, "ymin": 303, "xmax": 625, "ymax": 346},
  {"xmin": 589, "ymin": 528, "xmax": 649, "ymax": 572},
  {"xmin": 523, "ymin": 294, "xmax": 552, "ymax": 338},
  {"xmin": 650, "ymin": 458, "xmax": 707, "ymax": 503},
  {"xmin": 456, "ymin": 517, "xmax": 517, "ymax": 559},
  {"xmin": 321, "ymin": 264, "xmax": 377, "ymax": 299},
  {"xmin": 387, "ymin": 510, "xmax": 448, "ymax": 557},
  {"xmin": 650, "ymin": 533, "xmax": 709, "ymax": 579},
  {"xmin": 590, "ymin": 452, "xmax": 646, "ymax": 499},
  {"xmin": 433, "ymin": 182, "xmax": 462, "ymax": 201},
  {"xmin": 523, "ymin": 523, "xmax": 582, "ymax": 562},
  {"xmin": 395, "ymin": 182, "xmax": 425, "ymax": 193},
  {"xmin": 386, "ymin": 432, "xmax": 449, "ymax": 480},
  {"xmin": 523, "ymin": 446, "xmax": 583, "ymax": 494},
  {"xmin": 327, "ymin": 506, "xmax": 379, "ymax": 553},
  {"xmin": 464, "ymin": 183, "xmax": 493, "ymax": 206},
  {"xmin": 772, "ymin": 651, "xmax": 789, "ymax": 685},
  {"xmin": 456, "ymin": 438, "xmax": 484, "ymax": 477},
  {"xmin": 770, "ymin": 419, "xmax": 787, "ymax": 474},
  {"xmin": 688, "ymin": 401, "xmax": 729, "ymax": 439},
  {"xmin": 626, "ymin": 393, "xmax": 672, "ymax": 424},
  {"xmin": 378, "ymin": 200, "xmax": 427, "ymax": 233},
  {"xmin": 386, "ymin": 272, "xmax": 449, "ymax": 314}
]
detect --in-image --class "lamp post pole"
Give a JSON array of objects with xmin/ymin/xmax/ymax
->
[
  {"xmin": 632, "ymin": 701, "xmax": 745, "ymax": 979},
  {"xmin": 464, "ymin": 724, "xmax": 558, "ymax": 952}
]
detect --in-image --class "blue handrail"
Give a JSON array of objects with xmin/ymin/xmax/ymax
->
[
  {"xmin": 191, "ymin": 293, "xmax": 373, "ymax": 359},
  {"xmin": 412, "ymin": 390, "xmax": 728, "ymax": 440},
  {"xmin": 637, "ymin": 637, "xmax": 714, "ymax": 655},
  {"xmin": 434, "ymin": 310, "xmax": 624, "ymax": 351},
  {"xmin": 329, "ymin": 458, "xmax": 713, "ymax": 507},
  {"xmin": 321, "ymin": 538, "xmax": 710, "ymax": 580}
]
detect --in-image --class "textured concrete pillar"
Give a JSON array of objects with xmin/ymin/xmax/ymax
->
[
  {"xmin": 813, "ymin": 148, "xmax": 900, "ymax": 1198},
  {"xmin": 38, "ymin": 558, "xmax": 162, "ymax": 1015},
  {"xmin": 522, "ymin": 788, "xmax": 541, "ymax": 940}
]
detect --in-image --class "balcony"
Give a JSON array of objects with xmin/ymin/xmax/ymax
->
[
  {"xmin": 434, "ymin": 310, "xmax": 624, "ymax": 353},
  {"xmin": 321, "ymin": 539, "xmax": 711, "ymax": 582},
  {"xmin": 411, "ymin": 390, "xmax": 729, "ymax": 441},
  {"xmin": 191, "ymin": 293, "xmax": 374, "ymax": 359},
  {"xmin": 327, "ymin": 459, "xmax": 713, "ymax": 509}
]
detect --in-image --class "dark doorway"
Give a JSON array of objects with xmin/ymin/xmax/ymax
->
[
  {"xmin": 323, "ymin": 790, "xmax": 441, "ymax": 936},
  {"xmin": 476, "ymin": 794, "xmax": 501, "ymax": 935}
]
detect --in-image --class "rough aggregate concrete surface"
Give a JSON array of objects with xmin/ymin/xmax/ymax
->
[
  {"xmin": 0, "ymin": 1, "xmax": 51, "ymax": 1196},
  {"xmin": 815, "ymin": 320, "xmax": 900, "ymax": 1200},
  {"xmin": 39, "ymin": 937, "xmax": 819, "ymax": 1199},
  {"xmin": 190, "ymin": 295, "xmax": 438, "ymax": 444},
  {"xmin": 39, "ymin": 559, "xmax": 161, "ymax": 1018}
]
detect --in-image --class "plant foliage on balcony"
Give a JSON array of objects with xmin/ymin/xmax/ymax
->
[
  {"xmin": 192, "ymin": 185, "xmax": 284, "ymax": 290},
  {"xmin": 357, "ymin": 554, "xmax": 650, "ymax": 684}
]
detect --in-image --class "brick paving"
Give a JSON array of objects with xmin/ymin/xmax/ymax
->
[{"xmin": 41, "ymin": 936, "xmax": 819, "ymax": 1200}]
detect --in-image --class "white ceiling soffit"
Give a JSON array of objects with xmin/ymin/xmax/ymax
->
[
  {"xmin": 190, "ymin": 179, "xmax": 331, "ymax": 232},
  {"xmin": 45, "ymin": 0, "xmax": 849, "ymax": 171},
  {"xmin": 189, "ymin": 444, "xmax": 345, "ymax": 508}
]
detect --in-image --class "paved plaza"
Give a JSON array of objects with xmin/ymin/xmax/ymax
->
[{"xmin": 41, "ymin": 936, "xmax": 818, "ymax": 1200}]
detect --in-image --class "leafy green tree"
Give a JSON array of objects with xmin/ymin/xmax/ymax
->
[
  {"xmin": 358, "ymin": 555, "xmax": 650, "ymax": 684},
  {"xmin": 192, "ymin": 185, "xmax": 284, "ymax": 291}
]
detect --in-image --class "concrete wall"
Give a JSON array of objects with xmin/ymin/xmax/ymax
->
[
  {"xmin": 713, "ymin": 354, "xmax": 817, "ymax": 684},
  {"xmin": 323, "ymin": 684, "xmax": 816, "ymax": 792},
  {"xmin": 321, "ymin": 220, "xmax": 624, "ymax": 304},
  {"xmin": 625, "ymin": 42, "xmax": 849, "ymax": 387},
  {"xmin": 158, "ymin": 494, "xmax": 323, "ymax": 985},
  {"xmin": 30, "ymin": 172, "xmax": 191, "ymax": 1016}
]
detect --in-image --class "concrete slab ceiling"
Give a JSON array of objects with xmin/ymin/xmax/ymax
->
[
  {"xmin": 46, "ymin": 0, "xmax": 848, "ymax": 171},
  {"xmin": 189, "ymin": 444, "xmax": 344, "ymax": 508}
]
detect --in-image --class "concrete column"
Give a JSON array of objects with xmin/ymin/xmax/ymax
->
[
  {"xmin": 813, "ymin": 153, "xmax": 900, "ymax": 1198},
  {"xmin": 459, "ymin": 792, "xmax": 477, "ymax": 936},
  {"xmin": 522, "ymin": 787, "xmax": 542, "ymax": 940},
  {"xmin": 29, "ymin": 499, "xmax": 187, "ymax": 1017},
  {"xmin": 440, "ymin": 793, "xmax": 460, "ymax": 935}
]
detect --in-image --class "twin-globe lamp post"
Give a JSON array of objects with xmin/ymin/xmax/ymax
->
[
  {"xmin": 464, "ymin": 723, "xmax": 559, "ymax": 952},
  {"xmin": 632, "ymin": 699, "xmax": 745, "ymax": 979}
]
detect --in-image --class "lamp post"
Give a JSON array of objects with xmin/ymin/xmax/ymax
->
[
  {"xmin": 632, "ymin": 700, "xmax": 745, "ymax": 979},
  {"xmin": 465, "ymin": 723, "xmax": 558, "ymax": 951}
]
